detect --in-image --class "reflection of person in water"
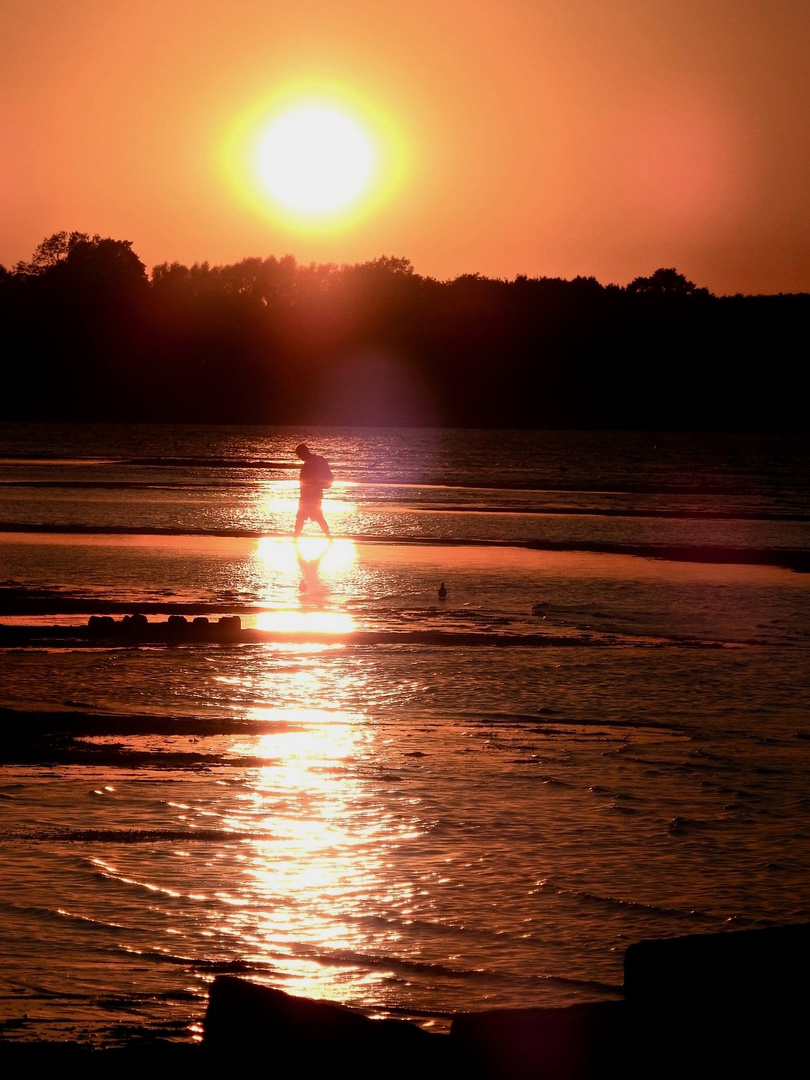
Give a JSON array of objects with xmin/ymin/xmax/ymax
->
[
  {"xmin": 297, "ymin": 542, "xmax": 328, "ymax": 599},
  {"xmin": 294, "ymin": 443, "xmax": 333, "ymax": 538}
]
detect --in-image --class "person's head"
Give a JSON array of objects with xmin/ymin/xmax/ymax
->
[{"xmin": 295, "ymin": 443, "xmax": 311, "ymax": 461}]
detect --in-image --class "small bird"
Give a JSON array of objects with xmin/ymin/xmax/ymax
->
[{"xmin": 438, "ymin": 582, "xmax": 447, "ymax": 600}]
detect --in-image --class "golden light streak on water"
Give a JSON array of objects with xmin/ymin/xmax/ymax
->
[
  {"xmin": 296, "ymin": 535, "xmax": 357, "ymax": 568},
  {"xmin": 251, "ymin": 536, "xmax": 358, "ymax": 618},
  {"xmin": 217, "ymin": 708, "xmax": 420, "ymax": 1005},
  {"xmin": 254, "ymin": 535, "xmax": 357, "ymax": 569},
  {"xmin": 253, "ymin": 609, "xmax": 355, "ymax": 635}
]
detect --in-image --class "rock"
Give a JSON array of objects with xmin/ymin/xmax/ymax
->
[
  {"xmin": 216, "ymin": 615, "xmax": 241, "ymax": 639},
  {"xmin": 624, "ymin": 923, "xmax": 810, "ymax": 1078},
  {"xmin": 624, "ymin": 922, "xmax": 810, "ymax": 1005},
  {"xmin": 450, "ymin": 1001, "xmax": 626, "ymax": 1080},
  {"xmin": 203, "ymin": 976, "xmax": 450, "ymax": 1077}
]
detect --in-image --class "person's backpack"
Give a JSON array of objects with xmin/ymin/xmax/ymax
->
[{"xmin": 317, "ymin": 456, "xmax": 333, "ymax": 489}]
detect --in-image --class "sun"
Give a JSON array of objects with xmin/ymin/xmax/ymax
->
[
  {"xmin": 255, "ymin": 104, "xmax": 375, "ymax": 216},
  {"xmin": 224, "ymin": 85, "xmax": 409, "ymax": 231}
]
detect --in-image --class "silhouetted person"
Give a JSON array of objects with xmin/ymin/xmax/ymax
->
[
  {"xmin": 438, "ymin": 582, "xmax": 447, "ymax": 600},
  {"xmin": 294, "ymin": 443, "xmax": 333, "ymax": 538}
]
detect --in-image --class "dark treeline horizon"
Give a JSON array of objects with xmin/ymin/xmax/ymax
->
[{"xmin": 2, "ymin": 231, "xmax": 808, "ymax": 431}]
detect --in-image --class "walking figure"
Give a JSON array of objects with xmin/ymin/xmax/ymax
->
[{"xmin": 294, "ymin": 443, "xmax": 333, "ymax": 538}]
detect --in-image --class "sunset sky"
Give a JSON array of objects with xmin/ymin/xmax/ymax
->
[{"xmin": 2, "ymin": 1, "xmax": 809, "ymax": 296}]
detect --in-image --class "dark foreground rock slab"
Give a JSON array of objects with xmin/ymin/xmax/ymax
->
[
  {"xmin": 203, "ymin": 924, "xmax": 810, "ymax": 1079},
  {"xmin": 451, "ymin": 1001, "xmax": 627, "ymax": 1080},
  {"xmin": 203, "ymin": 980, "xmax": 630, "ymax": 1080},
  {"xmin": 204, "ymin": 974, "xmax": 453, "ymax": 1077},
  {"xmin": 625, "ymin": 922, "xmax": 810, "ymax": 1079},
  {"xmin": 624, "ymin": 921, "xmax": 810, "ymax": 1004}
]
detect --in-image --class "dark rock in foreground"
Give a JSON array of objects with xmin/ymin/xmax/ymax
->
[
  {"xmin": 87, "ymin": 612, "xmax": 243, "ymax": 641},
  {"xmin": 202, "ymin": 923, "xmax": 810, "ymax": 1079},
  {"xmin": 624, "ymin": 922, "xmax": 809, "ymax": 1079},
  {"xmin": 203, "ymin": 975, "xmax": 452, "ymax": 1076},
  {"xmin": 450, "ymin": 1001, "xmax": 626, "ymax": 1080},
  {"xmin": 1, "ymin": 924, "xmax": 808, "ymax": 1078}
]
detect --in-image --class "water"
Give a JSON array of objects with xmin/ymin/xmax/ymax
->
[{"xmin": 1, "ymin": 424, "xmax": 809, "ymax": 1045}]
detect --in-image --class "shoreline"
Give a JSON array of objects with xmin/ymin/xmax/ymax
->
[
  {"xmin": 2, "ymin": 525, "xmax": 808, "ymax": 573},
  {"xmin": 0, "ymin": 614, "xmax": 687, "ymax": 649}
]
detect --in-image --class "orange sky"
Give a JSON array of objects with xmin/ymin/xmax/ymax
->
[{"xmin": 2, "ymin": 1, "xmax": 809, "ymax": 295}]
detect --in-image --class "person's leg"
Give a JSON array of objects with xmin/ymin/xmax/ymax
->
[
  {"xmin": 306, "ymin": 500, "xmax": 330, "ymax": 537},
  {"xmin": 294, "ymin": 503, "xmax": 307, "ymax": 537},
  {"xmin": 312, "ymin": 508, "xmax": 331, "ymax": 538}
]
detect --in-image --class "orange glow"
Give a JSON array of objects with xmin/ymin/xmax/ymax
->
[
  {"xmin": 254, "ymin": 610, "xmax": 355, "ymax": 636},
  {"xmin": 222, "ymin": 708, "xmax": 419, "ymax": 1006},
  {"xmin": 2, "ymin": 3, "xmax": 809, "ymax": 294},
  {"xmin": 607, "ymin": 89, "xmax": 749, "ymax": 234},
  {"xmin": 249, "ymin": 536, "xmax": 358, "ymax": 634},
  {"xmin": 254, "ymin": 535, "xmax": 357, "ymax": 573}
]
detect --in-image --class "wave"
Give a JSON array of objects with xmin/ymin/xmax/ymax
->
[
  {"xmin": 4, "ymin": 827, "xmax": 277, "ymax": 843},
  {"xmin": 0, "ymin": 455, "xmax": 293, "ymax": 471},
  {"xmin": 531, "ymin": 877, "xmax": 712, "ymax": 922},
  {"xmin": 0, "ymin": 746, "xmax": 271, "ymax": 769},
  {"xmin": 5, "ymin": 448, "xmax": 806, "ymax": 500},
  {"xmin": 0, "ymin": 707, "xmax": 683, "ymax": 742},
  {"xmin": 4, "ymin": 482, "xmax": 809, "ymax": 523},
  {"xmin": 128, "ymin": 939, "xmax": 622, "ymax": 1002}
]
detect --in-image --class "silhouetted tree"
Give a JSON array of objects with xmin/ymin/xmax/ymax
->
[
  {"xmin": 13, "ymin": 230, "xmax": 91, "ymax": 275},
  {"xmin": 57, "ymin": 237, "xmax": 148, "ymax": 291},
  {"xmin": 2, "ymin": 236, "xmax": 807, "ymax": 429},
  {"xmin": 627, "ymin": 267, "xmax": 710, "ymax": 298}
]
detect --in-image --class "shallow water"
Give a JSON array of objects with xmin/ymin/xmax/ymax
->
[{"xmin": 1, "ymin": 424, "xmax": 809, "ymax": 1045}]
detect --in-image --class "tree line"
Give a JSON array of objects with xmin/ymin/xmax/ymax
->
[{"xmin": 1, "ymin": 231, "xmax": 807, "ymax": 430}]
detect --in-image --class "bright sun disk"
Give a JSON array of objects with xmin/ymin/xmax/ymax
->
[{"xmin": 256, "ymin": 105, "xmax": 375, "ymax": 214}]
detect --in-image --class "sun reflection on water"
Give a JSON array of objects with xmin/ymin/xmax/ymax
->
[
  {"xmin": 214, "ymin": 706, "xmax": 419, "ymax": 1005},
  {"xmin": 253, "ymin": 610, "xmax": 355, "ymax": 635},
  {"xmin": 238, "ymin": 707, "xmax": 364, "ymax": 792},
  {"xmin": 254, "ymin": 535, "xmax": 357, "ymax": 587},
  {"xmin": 246, "ymin": 536, "xmax": 359, "ymax": 634},
  {"xmin": 254, "ymin": 534, "xmax": 357, "ymax": 568}
]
